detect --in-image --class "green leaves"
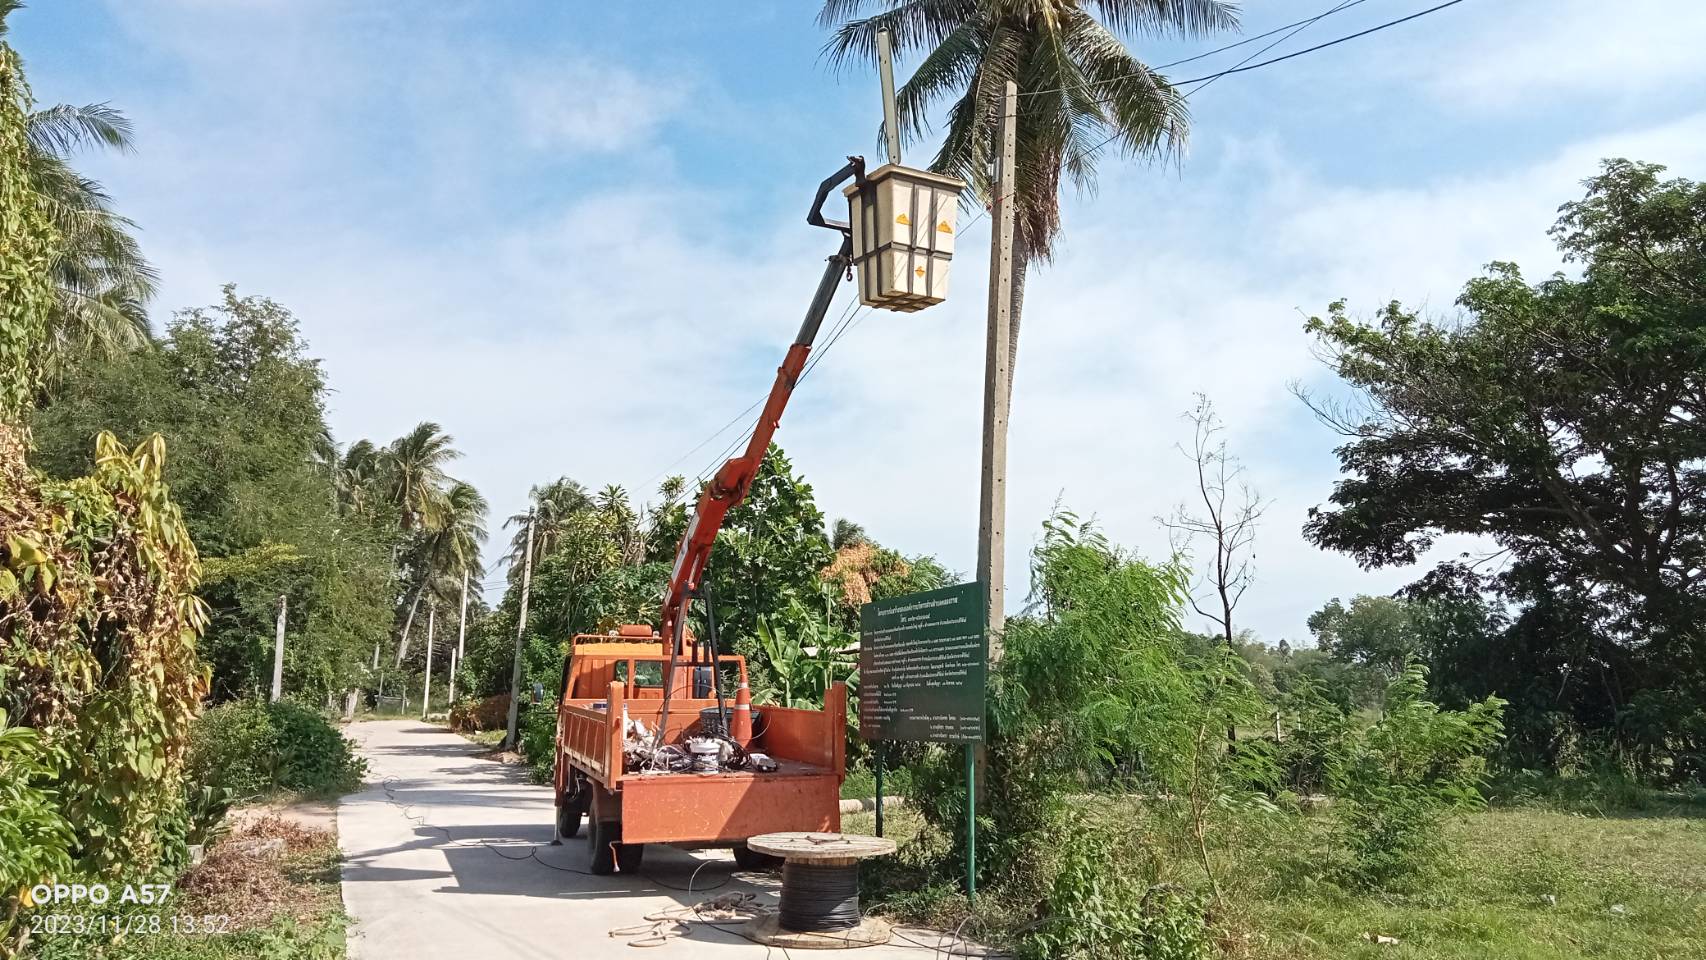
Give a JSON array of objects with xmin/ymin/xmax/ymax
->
[
  {"xmin": 0, "ymin": 40, "xmax": 59, "ymax": 421},
  {"xmin": 1302, "ymin": 158, "xmax": 1706, "ymax": 780}
]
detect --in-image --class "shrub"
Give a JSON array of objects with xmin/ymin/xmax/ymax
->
[
  {"xmin": 448, "ymin": 692, "xmax": 510, "ymax": 732},
  {"xmin": 0, "ymin": 713, "xmax": 75, "ymax": 951},
  {"xmin": 517, "ymin": 702, "xmax": 557, "ymax": 784},
  {"xmin": 0, "ymin": 428, "xmax": 207, "ymax": 878},
  {"xmin": 894, "ymin": 512, "xmax": 1268, "ymax": 948},
  {"xmin": 1326, "ymin": 662, "xmax": 1505, "ymax": 889},
  {"xmin": 1022, "ymin": 826, "xmax": 1215, "ymax": 960},
  {"xmin": 187, "ymin": 699, "xmax": 365, "ymax": 798}
]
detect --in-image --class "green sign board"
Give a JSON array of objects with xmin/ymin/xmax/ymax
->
[{"xmin": 858, "ymin": 581, "xmax": 987, "ymax": 742}]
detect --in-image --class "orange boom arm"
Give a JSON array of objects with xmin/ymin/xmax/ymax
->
[{"xmin": 657, "ymin": 159, "xmax": 862, "ymax": 654}]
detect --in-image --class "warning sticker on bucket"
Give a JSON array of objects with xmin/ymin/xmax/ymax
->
[{"xmin": 858, "ymin": 582, "xmax": 987, "ymax": 742}]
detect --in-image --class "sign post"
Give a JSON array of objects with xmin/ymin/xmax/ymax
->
[{"xmin": 859, "ymin": 581, "xmax": 987, "ymax": 897}]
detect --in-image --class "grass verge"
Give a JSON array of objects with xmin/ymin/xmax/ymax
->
[
  {"xmin": 852, "ymin": 801, "xmax": 1706, "ymax": 959},
  {"xmin": 28, "ymin": 816, "xmax": 347, "ymax": 960}
]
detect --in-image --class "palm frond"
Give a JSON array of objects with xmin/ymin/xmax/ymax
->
[
  {"xmin": 1088, "ymin": 0, "xmax": 1239, "ymax": 38},
  {"xmin": 0, "ymin": 0, "xmax": 22, "ymax": 37},
  {"xmin": 28, "ymin": 102, "xmax": 135, "ymax": 156},
  {"xmin": 820, "ymin": 0, "xmax": 982, "ymax": 70},
  {"xmin": 892, "ymin": 15, "xmax": 986, "ymax": 144}
]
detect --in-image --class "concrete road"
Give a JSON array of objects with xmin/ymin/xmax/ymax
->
[{"xmin": 339, "ymin": 720, "xmax": 971, "ymax": 959}]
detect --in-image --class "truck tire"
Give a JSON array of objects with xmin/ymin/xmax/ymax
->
[
  {"xmin": 615, "ymin": 840, "xmax": 645, "ymax": 874},
  {"xmin": 732, "ymin": 843, "xmax": 781, "ymax": 871},
  {"xmin": 589, "ymin": 818, "xmax": 644, "ymax": 874},
  {"xmin": 556, "ymin": 788, "xmax": 588, "ymax": 839},
  {"xmin": 589, "ymin": 817, "xmax": 619, "ymax": 875}
]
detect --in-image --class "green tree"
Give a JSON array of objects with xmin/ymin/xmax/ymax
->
[
  {"xmin": 30, "ymin": 286, "xmax": 397, "ymax": 702},
  {"xmin": 651, "ymin": 444, "xmax": 836, "ymax": 663},
  {"xmin": 820, "ymin": 0, "xmax": 1235, "ymax": 386},
  {"xmin": 1308, "ymin": 596, "xmax": 1422, "ymax": 677},
  {"xmin": 1302, "ymin": 159, "xmax": 1706, "ymax": 774}
]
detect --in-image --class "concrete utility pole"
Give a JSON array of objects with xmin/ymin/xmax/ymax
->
[
  {"xmin": 421, "ymin": 599, "xmax": 436, "ymax": 720},
  {"xmin": 876, "ymin": 27, "xmax": 901, "ymax": 165},
  {"xmin": 978, "ymin": 80, "xmax": 1018, "ymax": 663},
  {"xmin": 504, "ymin": 511, "xmax": 537, "ymax": 749},
  {"xmin": 449, "ymin": 569, "xmax": 468, "ymax": 705},
  {"xmin": 270, "ymin": 595, "xmax": 287, "ymax": 701}
]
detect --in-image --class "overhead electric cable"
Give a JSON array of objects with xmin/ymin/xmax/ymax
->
[{"xmin": 1017, "ymin": 0, "xmax": 1376, "ymax": 97}]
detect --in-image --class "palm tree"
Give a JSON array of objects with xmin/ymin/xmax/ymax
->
[
  {"xmin": 504, "ymin": 477, "xmax": 594, "ymax": 573},
  {"xmin": 0, "ymin": 0, "xmax": 157, "ymax": 380},
  {"xmin": 395, "ymin": 480, "xmax": 488, "ymax": 666},
  {"xmin": 332, "ymin": 439, "xmax": 382, "ymax": 517},
  {"xmin": 17, "ymin": 43, "xmax": 158, "ymax": 379},
  {"xmin": 820, "ymin": 0, "xmax": 1236, "ymax": 387},
  {"xmin": 429, "ymin": 481, "xmax": 489, "ymax": 588},
  {"xmin": 380, "ymin": 422, "xmax": 460, "ymax": 532}
]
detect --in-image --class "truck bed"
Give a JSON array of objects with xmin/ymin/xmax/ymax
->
[
  {"xmin": 556, "ymin": 681, "xmax": 846, "ymax": 844},
  {"xmin": 619, "ymin": 758, "xmax": 841, "ymax": 843}
]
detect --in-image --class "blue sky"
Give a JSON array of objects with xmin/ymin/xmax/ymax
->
[{"xmin": 14, "ymin": 0, "xmax": 1706, "ymax": 643}]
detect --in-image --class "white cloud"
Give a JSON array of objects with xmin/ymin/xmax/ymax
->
[
  {"xmin": 511, "ymin": 61, "xmax": 689, "ymax": 153},
  {"xmin": 1424, "ymin": 0, "xmax": 1706, "ymax": 110}
]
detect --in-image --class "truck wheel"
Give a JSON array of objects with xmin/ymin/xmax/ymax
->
[
  {"xmin": 615, "ymin": 841, "xmax": 645, "ymax": 874},
  {"xmin": 732, "ymin": 843, "xmax": 781, "ymax": 871},
  {"xmin": 556, "ymin": 789, "xmax": 588, "ymax": 839},
  {"xmin": 589, "ymin": 817, "xmax": 619, "ymax": 875}
]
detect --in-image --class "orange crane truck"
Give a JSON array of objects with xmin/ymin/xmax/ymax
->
[{"xmin": 551, "ymin": 159, "xmax": 866, "ymax": 875}]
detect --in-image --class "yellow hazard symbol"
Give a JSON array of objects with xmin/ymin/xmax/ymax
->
[
  {"xmin": 914, "ymin": 267, "xmax": 927, "ymax": 278},
  {"xmin": 937, "ymin": 221, "xmax": 953, "ymax": 233},
  {"xmin": 895, "ymin": 213, "xmax": 911, "ymax": 226}
]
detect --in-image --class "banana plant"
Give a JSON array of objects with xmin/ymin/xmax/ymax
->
[{"xmin": 754, "ymin": 599, "xmax": 858, "ymax": 709}]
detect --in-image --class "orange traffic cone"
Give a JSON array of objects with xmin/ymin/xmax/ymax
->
[{"xmin": 731, "ymin": 680, "xmax": 753, "ymax": 748}]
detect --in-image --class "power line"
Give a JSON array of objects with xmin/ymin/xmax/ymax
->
[
  {"xmin": 1159, "ymin": 0, "xmax": 1365, "ymax": 107},
  {"xmin": 1017, "ymin": 0, "xmax": 1376, "ymax": 98},
  {"xmin": 1053, "ymin": 0, "xmax": 1469, "ymax": 191},
  {"xmin": 1176, "ymin": 0, "xmax": 1468, "ymax": 86}
]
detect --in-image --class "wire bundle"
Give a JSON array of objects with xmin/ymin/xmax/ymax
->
[{"xmin": 778, "ymin": 861, "xmax": 863, "ymax": 932}]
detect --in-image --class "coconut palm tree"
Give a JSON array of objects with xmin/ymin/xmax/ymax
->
[
  {"xmin": 820, "ymin": 0, "xmax": 1237, "ymax": 387},
  {"xmin": 331, "ymin": 438, "xmax": 382, "ymax": 517},
  {"xmin": 380, "ymin": 422, "xmax": 460, "ymax": 532},
  {"xmin": 395, "ymin": 480, "xmax": 488, "ymax": 666},
  {"xmin": 429, "ymin": 481, "xmax": 489, "ymax": 588},
  {"xmin": 504, "ymin": 477, "xmax": 594, "ymax": 573},
  {"xmin": 22, "ymin": 73, "xmax": 158, "ymax": 376}
]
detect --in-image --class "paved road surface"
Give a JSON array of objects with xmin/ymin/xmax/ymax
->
[{"xmin": 339, "ymin": 720, "xmax": 970, "ymax": 959}]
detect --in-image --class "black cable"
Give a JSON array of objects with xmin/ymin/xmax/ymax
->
[
  {"xmin": 1018, "ymin": 0, "xmax": 1376, "ymax": 97},
  {"xmin": 1174, "ymin": 0, "xmax": 1469, "ymax": 85},
  {"xmin": 778, "ymin": 861, "xmax": 863, "ymax": 931},
  {"xmin": 642, "ymin": 856, "xmax": 733, "ymax": 893},
  {"xmin": 703, "ymin": 582, "xmax": 730, "ymax": 735},
  {"xmin": 378, "ymin": 774, "xmax": 598, "ymax": 875}
]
